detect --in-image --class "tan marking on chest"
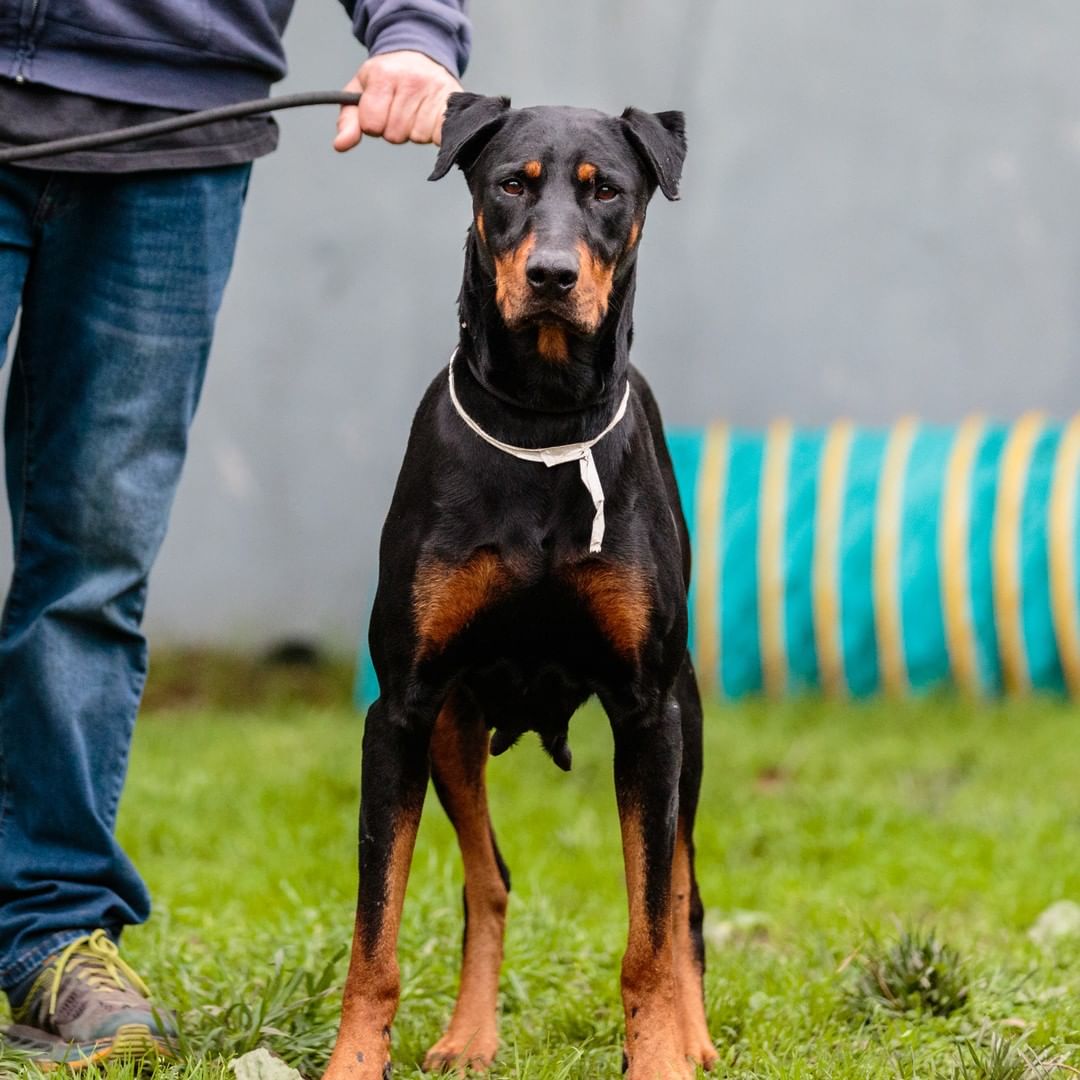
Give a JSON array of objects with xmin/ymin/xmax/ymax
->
[
  {"xmin": 414, "ymin": 553, "xmax": 510, "ymax": 656},
  {"xmin": 536, "ymin": 322, "xmax": 570, "ymax": 362},
  {"xmin": 564, "ymin": 563, "xmax": 652, "ymax": 658}
]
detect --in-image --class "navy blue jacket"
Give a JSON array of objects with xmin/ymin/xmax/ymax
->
[{"xmin": 0, "ymin": 1, "xmax": 470, "ymax": 110}]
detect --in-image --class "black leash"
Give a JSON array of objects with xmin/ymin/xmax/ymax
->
[{"xmin": 0, "ymin": 90, "xmax": 361, "ymax": 165}]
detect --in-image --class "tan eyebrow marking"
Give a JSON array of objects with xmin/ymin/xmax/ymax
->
[
  {"xmin": 576, "ymin": 162, "xmax": 598, "ymax": 183},
  {"xmin": 522, "ymin": 160, "xmax": 542, "ymax": 179}
]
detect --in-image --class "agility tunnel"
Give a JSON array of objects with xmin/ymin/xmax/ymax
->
[
  {"xmin": 671, "ymin": 412, "xmax": 1080, "ymax": 699},
  {"xmin": 357, "ymin": 412, "xmax": 1080, "ymax": 702}
]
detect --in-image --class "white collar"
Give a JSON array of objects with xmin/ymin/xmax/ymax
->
[{"xmin": 447, "ymin": 351, "xmax": 632, "ymax": 553}]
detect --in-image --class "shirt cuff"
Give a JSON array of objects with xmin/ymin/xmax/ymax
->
[{"xmin": 363, "ymin": 12, "xmax": 469, "ymax": 77}]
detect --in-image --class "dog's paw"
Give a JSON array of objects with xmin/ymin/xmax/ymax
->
[
  {"xmin": 687, "ymin": 1039, "xmax": 719, "ymax": 1072},
  {"xmin": 422, "ymin": 1030, "xmax": 498, "ymax": 1074},
  {"xmin": 681, "ymin": 1023, "xmax": 719, "ymax": 1070},
  {"xmin": 623, "ymin": 1044, "xmax": 697, "ymax": 1080},
  {"xmin": 321, "ymin": 1043, "xmax": 391, "ymax": 1080}
]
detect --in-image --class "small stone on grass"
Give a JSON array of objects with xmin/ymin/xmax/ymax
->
[
  {"xmin": 1028, "ymin": 900, "xmax": 1080, "ymax": 948},
  {"xmin": 230, "ymin": 1047, "xmax": 304, "ymax": 1080},
  {"xmin": 705, "ymin": 910, "xmax": 771, "ymax": 948}
]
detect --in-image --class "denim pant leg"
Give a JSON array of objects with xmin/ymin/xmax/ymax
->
[
  {"xmin": 0, "ymin": 169, "xmax": 35, "ymax": 344},
  {"xmin": 0, "ymin": 164, "xmax": 251, "ymax": 990}
]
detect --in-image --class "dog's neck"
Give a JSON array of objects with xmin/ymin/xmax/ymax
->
[{"xmin": 454, "ymin": 231, "xmax": 636, "ymax": 436}]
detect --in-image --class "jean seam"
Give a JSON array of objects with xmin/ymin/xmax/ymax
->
[
  {"xmin": 104, "ymin": 584, "xmax": 149, "ymax": 830},
  {"xmin": 0, "ymin": 350, "xmax": 36, "ymax": 853},
  {"xmin": 0, "ymin": 342, "xmax": 32, "ymax": 635},
  {"xmin": 0, "ymin": 176, "xmax": 50, "ymax": 847}
]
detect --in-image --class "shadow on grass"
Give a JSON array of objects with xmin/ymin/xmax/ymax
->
[{"xmin": 142, "ymin": 648, "xmax": 355, "ymax": 714}]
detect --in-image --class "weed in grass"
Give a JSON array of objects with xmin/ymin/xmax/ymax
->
[
  {"xmin": 953, "ymin": 1031, "xmax": 1066, "ymax": 1079},
  {"xmin": 176, "ymin": 945, "xmax": 345, "ymax": 1076},
  {"xmin": 847, "ymin": 926, "xmax": 969, "ymax": 1018}
]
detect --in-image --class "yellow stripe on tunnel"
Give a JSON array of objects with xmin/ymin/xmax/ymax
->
[
  {"xmin": 940, "ymin": 416, "xmax": 985, "ymax": 695},
  {"xmin": 812, "ymin": 421, "xmax": 853, "ymax": 698},
  {"xmin": 873, "ymin": 416, "xmax": 917, "ymax": 695},
  {"xmin": 992, "ymin": 411, "xmax": 1046, "ymax": 696}
]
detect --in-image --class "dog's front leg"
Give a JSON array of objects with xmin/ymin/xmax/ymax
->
[
  {"xmin": 423, "ymin": 693, "xmax": 508, "ymax": 1073},
  {"xmin": 324, "ymin": 695, "xmax": 434, "ymax": 1080},
  {"xmin": 671, "ymin": 659, "xmax": 718, "ymax": 1071},
  {"xmin": 611, "ymin": 699, "xmax": 694, "ymax": 1080}
]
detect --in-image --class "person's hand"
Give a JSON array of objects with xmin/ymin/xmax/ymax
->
[{"xmin": 334, "ymin": 50, "xmax": 462, "ymax": 151}]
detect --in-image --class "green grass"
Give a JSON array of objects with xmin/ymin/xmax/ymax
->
[{"xmin": 4, "ymin": 689, "xmax": 1080, "ymax": 1078}]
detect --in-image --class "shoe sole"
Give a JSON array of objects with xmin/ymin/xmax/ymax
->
[{"xmin": 4, "ymin": 1023, "xmax": 175, "ymax": 1071}]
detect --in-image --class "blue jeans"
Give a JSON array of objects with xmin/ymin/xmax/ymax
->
[{"xmin": 0, "ymin": 163, "xmax": 250, "ymax": 991}]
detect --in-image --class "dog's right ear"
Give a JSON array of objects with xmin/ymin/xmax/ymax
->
[{"xmin": 429, "ymin": 92, "xmax": 512, "ymax": 181}]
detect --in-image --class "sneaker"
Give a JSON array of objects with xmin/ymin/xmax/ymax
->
[{"xmin": 2, "ymin": 930, "xmax": 176, "ymax": 1069}]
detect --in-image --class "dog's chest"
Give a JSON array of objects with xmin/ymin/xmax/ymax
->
[{"xmin": 411, "ymin": 548, "xmax": 652, "ymax": 667}]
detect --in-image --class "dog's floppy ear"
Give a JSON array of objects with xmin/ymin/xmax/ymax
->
[
  {"xmin": 619, "ymin": 108, "xmax": 687, "ymax": 201},
  {"xmin": 429, "ymin": 92, "xmax": 512, "ymax": 181}
]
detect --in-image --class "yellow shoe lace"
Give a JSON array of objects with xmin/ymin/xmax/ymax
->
[{"xmin": 45, "ymin": 930, "xmax": 152, "ymax": 1019}]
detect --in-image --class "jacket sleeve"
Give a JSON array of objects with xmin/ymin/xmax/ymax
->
[{"xmin": 338, "ymin": 0, "xmax": 471, "ymax": 77}]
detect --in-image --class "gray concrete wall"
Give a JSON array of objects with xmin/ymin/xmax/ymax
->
[{"xmin": 2, "ymin": 1, "xmax": 1079, "ymax": 649}]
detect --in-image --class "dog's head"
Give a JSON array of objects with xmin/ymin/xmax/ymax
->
[{"xmin": 430, "ymin": 95, "xmax": 686, "ymax": 361}]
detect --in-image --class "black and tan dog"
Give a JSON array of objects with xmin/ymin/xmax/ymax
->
[{"xmin": 322, "ymin": 93, "xmax": 716, "ymax": 1080}]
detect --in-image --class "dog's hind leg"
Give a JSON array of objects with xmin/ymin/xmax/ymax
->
[
  {"xmin": 324, "ymin": 693, "xmax": 434, "ymax": 1080},
  {"xmin": 423, "ymin": 690, "xmax": 509, "ymax": 1073},
  {"xmin": 671, "ymin": 656, "xmax": 718, "ymax": 1070}
]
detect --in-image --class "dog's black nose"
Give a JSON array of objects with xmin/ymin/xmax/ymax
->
[{"xmin": 526, "ymin": 251, "xmax": 579, "ymax": 296}]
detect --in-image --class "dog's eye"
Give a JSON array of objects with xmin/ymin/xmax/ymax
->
[
  {"xmin": 595, "ymin": 184, "xmax": 619, "ymax": 202},
  {"xmin": 500, "ymin": 178, "xmax": 525, "ymax": 196}
]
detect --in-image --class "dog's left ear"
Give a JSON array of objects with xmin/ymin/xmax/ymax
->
[
  {"xmin": 429, "ymin": 92, "xmax": 512, "ymax": 181},
  {"xmin": 620, "ymin": 108, "xmax": 687, "ymax": 201}
]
